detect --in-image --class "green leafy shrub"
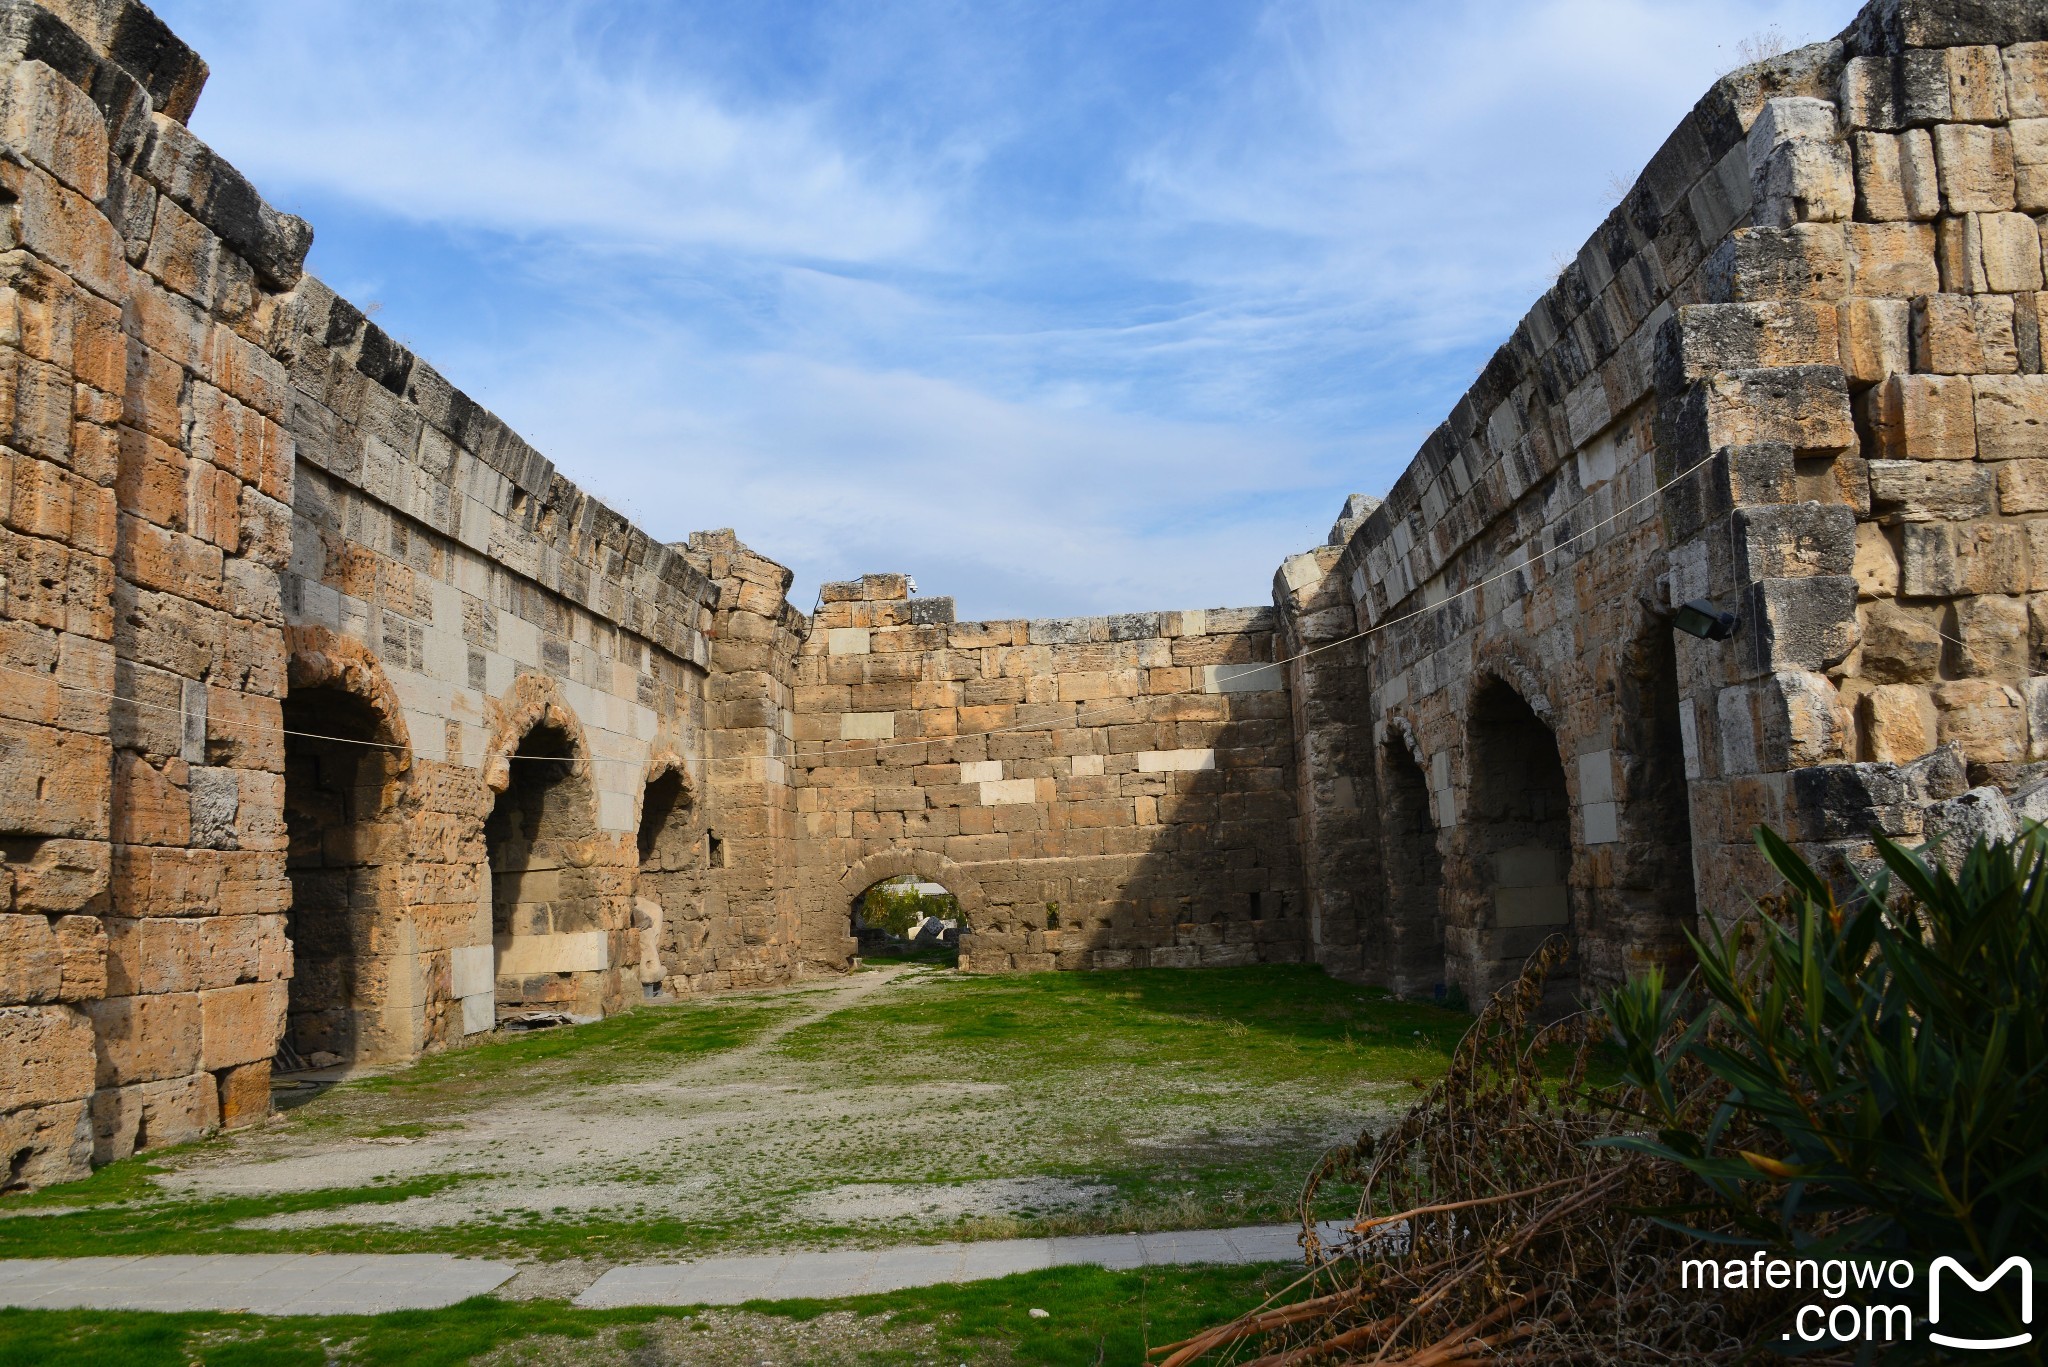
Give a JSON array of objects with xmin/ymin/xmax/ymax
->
[{"xmin": 1605, "ymin": 825, "xmax": 2048, "ymax": 1357}]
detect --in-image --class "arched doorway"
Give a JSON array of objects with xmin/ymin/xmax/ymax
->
[
  {"xmin": 1379, "ymin": 738, "xmax": 1444, "ymax": 1000},
  {"xmin": 852, "ymin": 875, "xmax": 963, "ymax": 965},
  {"xmin": 485, "ymin": 719, "xmax": 603, "ymax": 1021},
  {"xmin": 281, "ymin": 683, "xmax": 407, "ymax": 1068},
  {"xmin": 633, "ymin": 764, "xmax": 699, "ymax": 1000},
  {"xmin": 1466, "ymin": 678, "xmax": 1576, "ymax": 1006}
]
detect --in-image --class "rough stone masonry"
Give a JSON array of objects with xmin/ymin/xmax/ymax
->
[{"xmin": 1, "ymin": 0, "xmax": 2044, "ymax": 1187}]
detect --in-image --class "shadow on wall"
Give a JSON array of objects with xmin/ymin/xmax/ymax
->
[
  {"xmin": 1462, "ymin": 679, "xmax": 1576, "ymax": 1010},
  {"xmin": 281, "ymin": 684, "xmax": 407, "ymax": 1070},
  {"xmin": 486, "ymin": 722, "xmax": 603, "ymax": 1021},
  {"xmin": 1377, "ymin": 738, "xmax": 1445, "ymax": 1002}
]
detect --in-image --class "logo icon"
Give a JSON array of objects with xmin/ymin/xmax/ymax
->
[{"xmin": 1929, "ymin": 1256, "xmax": 2034, "ymax": 1351}]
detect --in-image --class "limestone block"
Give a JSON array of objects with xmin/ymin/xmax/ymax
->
[
  {"xmin": 0, "ymin": 913, "xmax": 103, "ymax": 1004},
  {"xmin": 1868, "ymin": 459, "xmax": 1996, "ymax": 521},
  {"xmin": 1900, "ymin": 520, "xmax": 2028, "ymax": 597},
  {"xmin": 1844, "ymin": 223, "xmax": 1941, "ymax": 297},
  {"xmin": 1698, "ymin": 367, "xmax": 1856, "ymax": 457},
  {"xmin": 216, "ymin": 1059, "xmax": 269, "ymax": 1129},
  {"xmin": 0, "ymin": 1098, "xmax": 89, "ymax": 1188},
  {"xmin": 1743, "ymin": 576, "xmax": 1859, "ymax": 673},
  {"xmin": 1840, "ymin": 56, "xmax": 1900, "ymax": 131},
  {"xmin": 1136, "ymin": 748, "xmax": 1217, "ymax": 773},
  {"xmin": 2014, "ymin": 118, "xmax": 2048, "ymax": 211},
  {"xmin": 1873, "ymin": 373, "xmax": 1978, "ymax": 459},
  {"xmin": 1732, "ymin": 503, "xmax": 1855, "ymax": 577},
  {"xmin": 2010, "ymin": 44, "xmax": 2048, "ymax": 119},
  {"xmin": 493, "ymin": 929, "xmax": 609, "ymax": 976},
  {"xmin": 1974, "ymin": 375, "xmax": 2048, "ymax": 460},
  {"xmin": 1853, "ymin": 133, "xmax": 1911, "ymax": 221},
  {"xmin": 88, "ymin": 1073, "xmax": 217, "ymax": 1164},
  {"xmin": 959, "ymin": 760, "xmax": 1002, "ymax": 783},
  {"xmin": 1752, "ymin": 135, "xmax": 1854, "ymax": 228},
  {"xmin": 0, "ymin": 61, "xmax": 109, "ymax": 202},
  {"xmin": 449, "ymin": 943, "xmax": 493, "ymax": 999},
  {"xmin": 2003, "ymin": 460, "xmax": 2048, "ymax": 513},
  {"xmin": 1837, "ymin": 297, "xmax": 1911, "ymax": 384},
  {"xmin": 1859, "ymin": 600, "xmax": 1943, "ymax": 682},
  {"xmin": 1864, "ymin": 684, "xmax": 1937, "ymax": 763},
  {"xmin": 199, "ymin": 980, "xmax": 284, "ymax": 1071},
  {"xmin": 840, "ymin": 712, "xmax": 894, "ymax": 741},
  {"xmin": 83, "ymin": 991, "xmax": 199, "ymax": 1086},
  {"xmin": 0, "ymin": 1004, "xmax": 93, "ymax": 1110},
  {"xmin": 1953, "ymin": 593, "xmax": 2029, "ymax": 678},
  {"xmin": 1901, "ymin": 129, "xmax": 1942, "ymax": 220},
  {"xmin": 7, "ymin": 839, "xmax": 109, "ymax": 918},
  {"xmin": 979, "ymin": 777, "xmax": 1038, "ymax": 805},
  {"xmin": 1946, "ymin": 46, "xmax": 2009, "ymax": 123},
  {"xmin": 1853, "ymin": 523, "xmax": 1900, "ymax": 599},
  {"xmin": 1937, "ymin": 214, "xmax": 1992, "ymax": 294},
  {"xmin": 1933, "ymin": 124, "xmax": 2016, "ymax": 213},
  {"xmin": 1934, "ymin": 679, "xmax": 2027, "ymax": 763},
  {"xmin": 0, "ymin": 722, "xmax": 109, "ymax": 841},
  {"xmin": 461, "ymin": 991, "xmax": 493, "ymax": 1034},
  {"xmin": 1980, "ymin": 212, "xmax": 2044, "ymax": 291},
  {"xmin": 2028, "ymin": 677, "xmax": 2048, "ymax": 759},
  {"xmin": 1913, "ymin": 293, "xmax": 2017, "ymax": 373}
]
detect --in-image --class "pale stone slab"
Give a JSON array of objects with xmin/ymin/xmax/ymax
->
[
  {"xmin": 840, "ymin": 712, "xmax": 895, "ymax": 741},
  {"xmin": 493, "ymin": 930, "xmax": 608, "ymax": 976},
  {"xmin": 0, "ymin": 1255, "xmax": 515, "ymax": 1315},
  {"xmin": 979, "ymin": 778, "xmax": 1037, "ymax": 806},
  {"xmin": 1204, "ymin": 663, "xmax": 1284, "ymax": 693},
  {"xmin": 1136, "ymin": 748, "xmax": 1216, "ymax": 773},
  {"xmin": 958, "ymin": 760, "xmax": 1003, "ymax": 784},
  {"xmin": 826, "ymin": 628, "xmax": 871, "ymax": 656}
]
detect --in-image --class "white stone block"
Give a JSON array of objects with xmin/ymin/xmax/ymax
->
[
  {"xmin": 450, "ymin": 944, "xmax": 494, "ymax": 999},
  {"xmin": 1070, "ymin": 754, "xmax": 1104, "ymax": 777},
  {"xmin": 1679, "ymin": 698, "xmax": 1702, "ymax": 781},
  {"xmin": 1204, "ymin": 663, "xmax": 1284, "ymax": 693},
  {"xmin": 827, "ymin": 628, "xmax": 871, "ymax": 655},
  {"xmin": 1576, "ymin": 749, "xmax": 1616, "ymax": 805},
  {"xmin": 959, "ymin": 760, "xmax": 1003, "ymax": 783},
  {"xmin": 841, "ymin": 712, "xmax": 895, "ymax": 740},
  {"xmin": 494, "ymin": 930, "xmax": 609, "ymax": 977},
  {"xmin": 1281, "ymin": 553, "xmax": 1322, "ymax": 593},
  {"xmin": 460, "ymin": 992, "xmax": 494, "ymax": 1035},
  {"xmin": 1582, "ymin": 801, "xmax": 1621, "ymax": 845},
  {"xmin": 1137, "ymin": 748, "xmax": 1217, "ymax": 773},
  {"xmin": 598, "ymin": 787, "xmax": 636, "ymax": 834},
  {"xmin": 980, "ymin": 778, "xmax": 1038, "ymax": 805}
]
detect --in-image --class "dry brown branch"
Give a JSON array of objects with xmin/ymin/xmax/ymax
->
[{"xmin": 1160, "ymin": 939, "xmax": 1814, "ymax": 1364}]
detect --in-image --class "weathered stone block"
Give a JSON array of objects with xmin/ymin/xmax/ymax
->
[
  {"xmin": 0, "ymin": 1004, "xmax": 93, "ymax": 1111},
  {"xmin": 1743, "ymin": 576, "xmax": 1859, "ymax": 674},
  {"xmin": 1860, "ymin": 600, "xmax": 1943, "ymax": 682},
  {"xmin": 1864, "ymin": 684, "xmax": 1937, "ymax": 763},
  {"xmin": 1933, "ymin": 123, "xmax": 2016, "ymax": 212},
  {"xmin": 1934, "ymin": 679, "xmax": 2027, "ymax": 763},
  {"xmin": 1868, "ymin": 459, "xmax": 1996, "ymax": 520},
  {"xmin": 1975, "ymin": 374, "xmax": 2048, "ymax": 460},
  {"xmin": 1837, "ymin": 297, "xmax": 1911, "ymax": 385},
  {"xmin": 1853, "ymin": 522, "xmax": 1900, "ymax": 598},
  {"xmin": 1873, "ymin": 373, "xmax": 1978, "ymax": 459},
  {"xmin": 1953, "ymin": 593, "xmax": 2029, "ymax": 677},
  {"xmin": 1733, "ymin": 502, "xmax": 1855, "ymax": 578},
  {"xmin": 1913, "ymin": 293, "xmax": 2016, "ymax": 373}
]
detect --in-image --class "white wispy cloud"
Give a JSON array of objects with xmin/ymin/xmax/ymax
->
[{"xmin": 160, "ymin": 0, "xmax": 1864, "ymax": 618}]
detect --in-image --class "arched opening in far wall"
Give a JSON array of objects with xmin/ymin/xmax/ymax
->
[
  {"xmin": 485, "ymin": 720, "xmax": 602, "ymax": 1022},
  {"xmin": 281, "ymin": 683, "xmax": 408, "ymax": 1070},
  {"xmin": 1378, "ymin": 738, "xmax": 1444, "ymax": 1000},
  {"xmin": 852, "ymin": 876, "xmax": 963, "ymax": 965},
  {"xmin": 1465, "ymin": 677, "xmax": 1576, "ymax": 1008}
]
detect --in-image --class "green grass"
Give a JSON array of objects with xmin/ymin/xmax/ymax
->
[
  {"xmin": 0, "ymin": 1261, "xmax": 1297, "ymax": 1366},
  {"xmin": 0, "ymin": 966, "xmax": 1483, "ymax": 1265}
]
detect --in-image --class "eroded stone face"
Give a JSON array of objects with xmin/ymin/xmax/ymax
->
[{"xmin": 5, "ymin": 0, "xmax": 2046, "ymax": 1188}]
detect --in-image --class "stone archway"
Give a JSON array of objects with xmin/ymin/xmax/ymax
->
[
  {"xmin": 482, "ymin": 675, "xmax": 609, "ymax": 1021},
  {"xmin": 281, "ymin": 629, "xmax": 415, "ymax": 1068},
  {"xmin": 1463, "ymin": 674, "xmax": 1576, "ymax": 1008},
  {"xmin": 831, "ymin": 849, "xmax": 990, "ymax": 969},
  {"xmin": 633, "ymin": 748, "xmax": 701, "ymax": 999}
]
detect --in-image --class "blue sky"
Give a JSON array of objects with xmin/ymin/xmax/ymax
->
[{"xmin": 156, "ymin": 0, "xmax": 1860, "ymax": 619}]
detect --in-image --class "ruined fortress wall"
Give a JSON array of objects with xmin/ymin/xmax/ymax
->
[
  {"xmin": 1334, "ymin": 0, "xmax": 2048, "ymax": 1004},
  {"xmin": 791, "ymin": 576, "xmax": 1306, "ymax": 972},
  {"xmin": 0, "ymin": 0, "xmax": 804, "ymax": 1187}
]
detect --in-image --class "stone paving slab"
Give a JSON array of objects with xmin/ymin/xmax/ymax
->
[
  {"xmin": 0, "ymin": 1222, "xmax": 1354, "ymax": 1315},
  {"xmin": 575, "ymin": 1221, "xmax": 1351, "ymax": 1308},
  {"xmin": 0, "ymin": 1254, "xmax": 518, "ymax": 1315}
]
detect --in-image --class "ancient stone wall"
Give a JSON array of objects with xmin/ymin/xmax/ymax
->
[
  {"xmin": 9, "ymin": 0, "xmax": 2048, "ymax": 1191},
  {"xmin": 790, "ymin": 575, "xmax": 1306, "ymax": 972}
]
